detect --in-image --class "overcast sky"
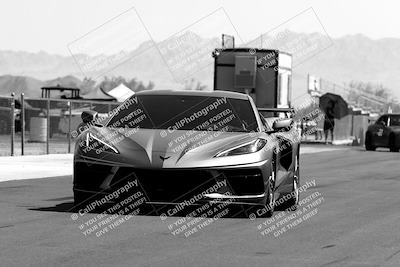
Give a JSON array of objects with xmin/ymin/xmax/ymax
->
[{"xmin": 1, "ymin": 0, "xmax": 399, "ymax": 55}]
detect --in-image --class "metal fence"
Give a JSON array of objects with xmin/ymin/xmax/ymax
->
[
  {"xmin": 0, "ymin": 95, "xmax": 14, "ymax": 156},
  {"xmin": 0, "ymin": 94, "xmax": 119, "ymax": 156}
]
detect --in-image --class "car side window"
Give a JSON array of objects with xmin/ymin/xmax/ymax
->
[{"xmin": 390, "ymin": 116, "xmax": 400, "ymax": 126}]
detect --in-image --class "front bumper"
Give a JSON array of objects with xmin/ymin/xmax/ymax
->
[{"xmin": 73, "ymin": 158, "xmax": 271, "ymax": 207}]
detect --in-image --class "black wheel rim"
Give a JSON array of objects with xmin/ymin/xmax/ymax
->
[{"xmin": 293, "ymin": 156, "xmax": 299, "ymax": 204}]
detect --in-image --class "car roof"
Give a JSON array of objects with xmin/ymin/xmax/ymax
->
[
  {"xmin": 381, "ymin": 113, "xmax": 400, "ymax": 116},
  {"xmin": 134, "ymin": 90, "xmax": 249, "ymax": 100}
]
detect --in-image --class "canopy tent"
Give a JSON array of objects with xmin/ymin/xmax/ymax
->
[
  {"xmin": 81, "ymin": 88, "xmax": 115, "ymax": 101},
  {"xmin": 106, "ymin": 83, "xmax": 135, "ymax": 102}
]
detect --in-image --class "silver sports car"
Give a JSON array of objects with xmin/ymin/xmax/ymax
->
[{"xmin": 73, "ymin": 90, "xmax": 300, "ymax": 218}]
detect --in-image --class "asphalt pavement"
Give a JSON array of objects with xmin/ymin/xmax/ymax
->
[{"xmin": 0, "ymin": 146, "xmax": 400, "ymax": 267}]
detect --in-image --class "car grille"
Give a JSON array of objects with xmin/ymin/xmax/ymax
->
[
  {"xmin": 74, "ymin": 162, "xmax": 265, "ymax": 202},
  {"xmin": 113, "ymin": 168, "xmax": 265, "ymax": 202}
]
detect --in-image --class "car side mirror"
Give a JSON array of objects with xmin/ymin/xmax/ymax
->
[
  {"xmin": 273, "ymin": 119, "xmax": 293, "ymax": 132},
  {"xmin": 81, "ymin": 110, "xmax": 98, "ymax": 124}
]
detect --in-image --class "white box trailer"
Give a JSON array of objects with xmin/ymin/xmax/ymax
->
[{"xmin": 212, "ymin": 48, "xmax": 292, "ymax": 109}]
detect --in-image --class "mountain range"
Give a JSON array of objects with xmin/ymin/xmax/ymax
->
[{"xmin": 0, "ymin": 31, "xmax": 399, "ymax": 100}]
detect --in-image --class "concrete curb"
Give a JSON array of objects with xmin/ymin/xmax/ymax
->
[
  {"xmin": 0, "ymin": 145, "xmax": 349, "ymax": 183},
  {"xmin": 0, "ymin": 154, "xmax": 73, "ymax": 182}
]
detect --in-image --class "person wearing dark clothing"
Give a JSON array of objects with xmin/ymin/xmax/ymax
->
[
  {"xmin": 324, "ymin": 101, "xmax": 335, "ymax": 144},
  {"xmin": 76, "ymin": 111, "xmax": 97, "ymax": 136}
]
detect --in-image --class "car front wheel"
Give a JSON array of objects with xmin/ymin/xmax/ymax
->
[
  {"xmin": 365, "ymin": 133, "xmax": 376, "ymax": 151},
  {"xmin": 263, "ymin": 167, "xmax": 276, "ymax": 218},
  {"xmin": 389, "ymin": 134, "xmax": 399, "ymax": 152},
  {"xmin": 285, "ymin": 154, "xmax": 300, "ymax": 210},
  {"xmin": 247, "ymin": 161, "xmax": 275, "ymax": 219}
]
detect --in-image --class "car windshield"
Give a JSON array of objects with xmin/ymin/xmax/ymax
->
[
  {"xmin": 106, "ymin": 95, "xmax": 258, "ymax": 132},
  {"xmin": 390, "ymin": 115, "xmax": 400, "ymax": 126}
]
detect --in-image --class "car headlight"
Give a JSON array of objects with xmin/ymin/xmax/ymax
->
[
  {"xmin": 84, "ymin": 132, "xmax": 119, "ymax": 154},
  {"xmin": 215, "ymin": 138, "xmax": 267, "ymax": 157}
]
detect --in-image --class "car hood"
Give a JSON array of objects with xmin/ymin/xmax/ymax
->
[{"xmin": 80, "ymin": 127, "xmax": 269, "ymax": 168}]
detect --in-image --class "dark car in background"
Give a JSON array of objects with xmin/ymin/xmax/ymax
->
[{"xmin": 365, "ymin": 114, "xmax": 400, "ymax": 152}]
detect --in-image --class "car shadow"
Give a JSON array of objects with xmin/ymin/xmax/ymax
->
[{"xmin": 29, "ymin": 198, "xmax": 288, "ymax": 219}]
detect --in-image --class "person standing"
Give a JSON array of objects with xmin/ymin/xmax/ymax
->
[
  {"xmin": 324, "ymin": 100, "xmax": 335, "ymax": 144},
  {"xmin": 76, "ymin": 111, "xmax": 97, "ymax": 136}
]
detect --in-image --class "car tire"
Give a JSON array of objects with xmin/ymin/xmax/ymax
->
[
  {"xmin": 247, "ymin": 161, "xmax": 275, "ymax": 219},
  {"xmin": 389, "ymin": 134, "xmax": 399, "ymax": 152},
  {"xmin": 365, "ymin": 133, "xmax": 376, "ymax": 151},
  {"xmin": 285, "ymin": 154, "xmax": 300, "ymax": 211},
  {"xmin": 263, "ymin": 167, "xmax": 276, "ymax": 218}
]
